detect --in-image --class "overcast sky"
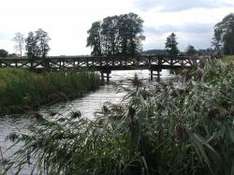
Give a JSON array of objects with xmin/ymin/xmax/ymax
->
[{"xmin": 0, "ymin": 0, "xmax": 234, "ymax": 56}]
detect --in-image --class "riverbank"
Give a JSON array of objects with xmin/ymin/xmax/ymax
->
[
  {"xmin": 222, "ymin": 55, "xmax": 234, "ymax": 64},
  {"xmin": 0, "ymin": 69, "xmax": 101, "ymax": 115}
]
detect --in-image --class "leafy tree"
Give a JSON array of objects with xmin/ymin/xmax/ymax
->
[
  {"xmin": 87, "ymin": 13, "xmax": 145, "ymax": 56},
  {"xmin": 165, "ymin": 33, "xmax": 179, "ymax": 56},
  {"xmin": 214, "ymin": 13, "xmax": 234, "ymax": 55},
  {"xmin": 13, "ymin": 32, "xmax": 24, "ymax": 57},
  {"xmin": 186, "ymin": 45, "xmax": 197, "ymax": 56},
  {"xmin": 101, "ymin": 15, "xmax": 119, "ymax": 56},
  {"xmin": 25, "ymin": 29, "xmax": 50, "ymax": 58},
  {"xmin": 118, "ymin": 13, "xmax": 145, "ymax": 56},
  {"xmin": 87, "ymin": 21, "xmax": 102, "ymax": 56},
  {"xmin": 35, "ymin": 28, "xmax": 50, "ymax": 58},
  {"xmin": 25, "ymin": 32, "xmax": 37, "ymax": 58},
  {"xmin": 211, "ymin": 30, "xmax": 222, "ymax": 54},
  {"xmin": 0, "ymin": 49, "xmax": 8, "ymax": 57}
]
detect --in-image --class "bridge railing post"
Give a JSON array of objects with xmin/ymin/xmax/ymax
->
[
  {"xmin": 158, "ymin": 57, "xmax": 162, "ymax": 70},
  {"xmin": 170, "ymin": 56, "xmax": 173, "ymax": 68},
  {"xmin": 148, "ymin": 56, "xmax": 151, "ymax": 68},
  {"xmin": 30, "ymin": 58, "xmax": 33, "ymax": 70},
  {"xmin": 99, "ymin": 56, "xmax": 102, "ymax": 67},
  {"xmin": 181, "ymin": 56, "xmax": 185, "ymax": 68},
  {"xmin": 43, "ymin": 57, "xmax": 50, "ymax": 71},
  {"xmin": 86, "ymin": 57, "xmax": 89, "ymax": 67}
]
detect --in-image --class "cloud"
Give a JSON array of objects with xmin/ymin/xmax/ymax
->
[
  {"xmin": 135, "ymin": 0, "xmax": 234, "ymax": 11},
  {"xmin": 145, "ymin": 23, "xmax": 213, "ymax": 34},
  {"xmin": 0, "ymin": 0, "xmax": 233, "ymax": 55},
  {"xmin": 143, "ymin": 23, "xmax": 214, "ymax": 51}
]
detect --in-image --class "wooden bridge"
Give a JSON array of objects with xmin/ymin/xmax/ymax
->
[{"xmin": 0, "ymin": 55, "xmax": 209, "ymax": 81}]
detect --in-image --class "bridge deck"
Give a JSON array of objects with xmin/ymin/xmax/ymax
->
[{"xmin": 0, "ymin": 55, "xmax": 204, "ymax": 72}]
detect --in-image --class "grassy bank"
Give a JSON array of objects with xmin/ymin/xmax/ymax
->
[
  {"xmin": 6, "ymin": 60, "xmax": 234, "ymax": 175},
  {"xmin": 221, "ymin": 55, "xmax": 234, "ymax": 64},
  {"xmin": 0, "ymin": 69, "xmax": 101, "ymax": 114}
]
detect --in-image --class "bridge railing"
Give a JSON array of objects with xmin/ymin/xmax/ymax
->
[{"xmin": 0, "ymin": 55, "xmax": 206, "ymax": 71}]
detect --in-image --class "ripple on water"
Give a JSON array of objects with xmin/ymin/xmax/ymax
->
[{"xmin": 0, "ymin": 70, "xmax": 171, "ymax": 174}]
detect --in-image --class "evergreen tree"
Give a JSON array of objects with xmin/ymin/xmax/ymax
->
[{"xmin": 165, "ymin": 33, "xmax": 179, "ymax": 56}]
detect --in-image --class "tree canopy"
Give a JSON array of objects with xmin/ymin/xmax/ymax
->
[
  {"xmin": 25, "ymin": 29, "xmax": 50, "ymax": 58},
  {"xmin": 165, "ymin": 33, "xmax": 179, "ymax": 56},
  {"xmin": 13, "ymin": 32, "xmax": 24, "ymax": 57},
  {"xmin": 0, "ymin": 49, "xmax": 8, "ymax": 57},
  {"xmin": 186, "ymin": 45, "xmax": 197, "ymax": 56},
  {"xmin": 87, "ymin": 13, "xmax": 145, "ymax": 56},
  {"xmin": 213, "ymin": 13, "xmax": 234, "ymax": 55}
]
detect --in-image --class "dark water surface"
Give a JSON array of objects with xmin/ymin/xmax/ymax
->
[{"xmin": 0, "ymin": 70, "xmax": 171, "ymax": 174}]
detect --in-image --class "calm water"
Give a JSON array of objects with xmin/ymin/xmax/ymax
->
[{"xmin": 0, "ymin": 70, "xmax": 171, "ymax": 174}]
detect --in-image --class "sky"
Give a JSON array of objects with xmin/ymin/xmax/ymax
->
[{"xmin": 0, "ymin": 0, "xmax": 234, "ymax": 56}]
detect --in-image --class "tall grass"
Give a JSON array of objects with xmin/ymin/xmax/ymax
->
[
  {"xmin": 5, "ymin": 60, "xmax": 234, "ymax": 175},
  {"xmin": 0, "ymin": 69, "xmax": 101, "ymax": 114}
]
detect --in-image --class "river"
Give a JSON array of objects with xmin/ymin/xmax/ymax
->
[{"xmin": 0, "ymin": 70, "xmax": 171, "ymax": 174}]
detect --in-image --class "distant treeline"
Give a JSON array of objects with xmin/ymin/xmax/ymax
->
[{"xmin": 142, "ymin": 48, "xmax": 215, "ymax": 56}]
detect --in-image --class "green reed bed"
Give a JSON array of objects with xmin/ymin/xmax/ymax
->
[
  {"xmin": 5, "ymin": 60, "xmax": 234, "ymax": 175},
  {"xmin": 0, "ymin": 69, "xmax": 101, "ymax": 114}
]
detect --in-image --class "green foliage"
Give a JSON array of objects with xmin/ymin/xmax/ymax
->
[
  {"xmin": 87, "ymin": 13, "xmax": 145, "ymax": 56},
  {"xmin": 13, "ymin": 32, "xmax": 25, "ymax": 57},
  {"xmin": 186, "ymin": 45, "xmax": 197, "ymax": 56},
  {"xmin": 165, "ymin": 33, "xmax": 179, "ymax": 56},
  {"xmin": 0, "ymin": 69, "xmax": 101, "ymax": 114},
  {"xmin": 222, "ymin": 55, "xmax": 234, "ymax": 64},
  {"xmin": 25, "ymin": 28, "xmax": 50, "ymax": 58},
  {"xmin": 87, "ymin": 21, "xmax": 102, "ymax": 56},
  {"xmin": 214, "ymin": 13, "xmax": 234, "ymax": 55},
  {"xmin": 6, "ymin": 60, "xmax": 234, "ymax": 175},
  {"xmin": 0, "ymin": 49, "xmax": 8, "ymax": 58}
]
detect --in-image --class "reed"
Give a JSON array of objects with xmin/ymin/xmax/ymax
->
[
  {"xmin": 0, "ymin": 69, "xmax": 101, "ymax": 114},
  {"xmin": 6, "ymin": 60, "xmax": 234, "ymax": 175}
]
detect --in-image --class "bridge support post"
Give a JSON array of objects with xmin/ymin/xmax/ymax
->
[
  {"xmin": 150, "ymin": 67, "xmax": 161, "ymax": 82},
  {"xmin": 100, "ymin": 69, "xmax": 111, "ymax": 83},
  {"xmin": 101, "ymin": 72, "xmax": 104, "ymax": 82}
]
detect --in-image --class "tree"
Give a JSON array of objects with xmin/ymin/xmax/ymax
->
[
  {"xmin": 25, "ymin": 32, "xmax": 37, "ymax": 58},
  {"xmin": 214, "ymin": 13, "xmax": 234, "ymax": 55},
  {"xmin": 118, "ymin": 13, "xmax": 145, "ymax": 56},
  {"xmin": 86, "ymin": 13, "xmax": 145, "ymax": 56},
  {"xmin": 87, "ymin": 21, "xmax": 102, "ymax": 56},
  {"xmin": 101, "ymin": 15, "xmax": 119, "ymax": 56},
  {"xmin": 0, "ymin": 49, "xmax": 8, "ymax": 57},
  {"xmin": 25, "ymin": 29, "xmax": 50, "ymax": 58},
  {"xmin": 165, "ymin": 33, "xmax": 179, "ymax": 56},
  {"xmin": 13, "ymin": 32, "xmax": 24, "ymax": 57},
  {"xmin": 186, "ymin": 45, "xmax": 197, "ymax": 56},
  {"xmin": 211, "ymin": 29, "xmax": 222, "ymax": 54},
  {"xmin": 35, "ymin": 28, "xmax": 50, "ymax": 58}
]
